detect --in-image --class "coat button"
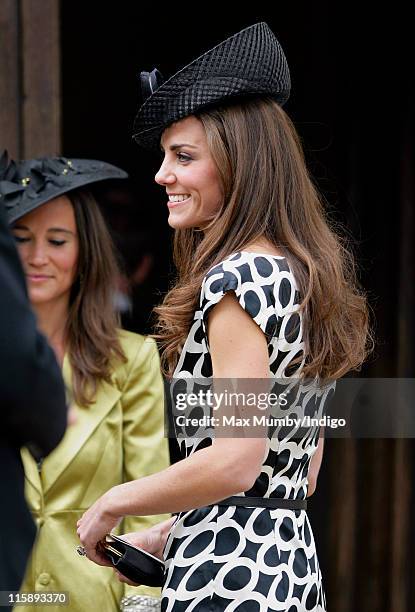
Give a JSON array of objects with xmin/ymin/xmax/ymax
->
[{"xmin": 38, "ymin": 573, "xmax": 50, "ymax": 585}]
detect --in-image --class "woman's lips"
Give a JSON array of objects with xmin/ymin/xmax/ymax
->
[
  {"xmin": 167, "ymin": 196, "xmax": 191, "ymax": 208},
  {"xmin": 27, "ymin": 274, "xmax": 52, "ymax": 282}
]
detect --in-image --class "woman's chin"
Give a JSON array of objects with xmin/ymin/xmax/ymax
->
[
  {"xmin": 167, "ymin": 212, "xmax": 196, "ymax": 230},
  {"xmin": 28, "ymin": 290, "xmax": 51, "ymax": 305}
]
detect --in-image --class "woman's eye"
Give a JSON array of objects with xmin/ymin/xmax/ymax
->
[
  {"xmin": 13, "ymin": 235, "xmax": 29, "ymax": 243},
  {"xmin": 177, "ymin": 152, "xmax": 192, "ymax": 162},
  {"xmin": 49, "ymin": 240, "xmax": 66, "ymax": 246}
]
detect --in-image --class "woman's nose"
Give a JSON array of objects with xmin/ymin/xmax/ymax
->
[
  {"xmin": 155, "ymin": 160, "xmax": 176, "ymax": 186},
  {"xmin": 28, "ymin": 243, "xmax": 48, "ymax": 266}
]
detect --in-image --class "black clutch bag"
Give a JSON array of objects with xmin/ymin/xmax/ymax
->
[{"xmin": 101, "ymin": 534, "xmax": 165, "ymax": 587}]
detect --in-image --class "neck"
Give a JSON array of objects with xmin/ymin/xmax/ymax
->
[
  {"xmin": 33, "ymin": 299, "xmax": 69, "ymax": 365},
  {"xmin": 240, "ymin": 236, "xmax": 280, "ymax": 254}
]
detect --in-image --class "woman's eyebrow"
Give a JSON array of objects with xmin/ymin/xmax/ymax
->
[
  {"xmin": 169, "ymin": 143, "xmax": 198, "ymax": 150},
  {"xmin": 12, "ymin": 225, "xmax": 75, "ymax": 236},
  {"xmin": 47, "ymin": 228, "xmax": 75, "ymax": 235}
]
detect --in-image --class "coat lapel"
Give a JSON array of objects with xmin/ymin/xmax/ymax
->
[{"xmin": 37, "ymin": 355, "xmax": 122, "ymax": 495}]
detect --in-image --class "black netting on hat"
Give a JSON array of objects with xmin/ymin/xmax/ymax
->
[{"xmin": 133, "ymin": 22, "xmax": 290, "ymax": 150}]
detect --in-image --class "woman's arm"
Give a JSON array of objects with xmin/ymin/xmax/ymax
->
[
  {"xmin": 77, "ymin": 293, "xmax": 268, "ymax": 561},
  {"xmin": 306, "ymin": 434, "xmax": 325, "ymax": 497}
]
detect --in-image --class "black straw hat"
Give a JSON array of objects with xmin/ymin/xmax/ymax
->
[
  {"xmin": 0, "ymin": 151, "xmax": 128, "ymax": 224},
  {"xmin": 133, "ymin": 22, "xmax": 290, "ymax": 150}
]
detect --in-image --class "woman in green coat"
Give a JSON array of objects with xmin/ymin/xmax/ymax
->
[{"xmin": 3, "ymin": 155, "xmax": 169, "ymax": 612}]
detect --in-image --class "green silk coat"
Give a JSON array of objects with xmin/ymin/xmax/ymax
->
[{"xmin": 18, "ymin": 330, "xmax": 170, "ymax": 611}]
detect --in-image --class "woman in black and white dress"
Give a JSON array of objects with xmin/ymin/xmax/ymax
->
[{"xmin": 77, "ymin": 23, "xmax": 370, "ymax": 612}]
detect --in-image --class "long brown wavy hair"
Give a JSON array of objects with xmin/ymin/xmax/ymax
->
[
  {"xmin": 154, "ymin": 97, "xmax": 372, "ymax": 379},
  {"xmin": 66, "ymin": 188, "xmax": 126, "ymax": 406}
]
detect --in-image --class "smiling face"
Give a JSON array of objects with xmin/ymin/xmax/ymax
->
[
  {"xmin": 12, "ymin": 195, "xmax": 79, "ymax": 310},
  {"xmin": 155, "ymin": 115, "xmax": 224, "ymax": 229}
]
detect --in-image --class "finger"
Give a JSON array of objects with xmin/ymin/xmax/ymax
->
[
  {"xmin": 84, "ymin": 548, "xmax": 111, "ymax": 567},
  {"xmin": 116, "ymin": 531, "xmax": 151, "ymax": 549},
  {"xmin": 114, "ymin": 569, "xmax": 140, "ymax": 586},
  {"xmin": 118, "ymin": 532, "xmax": 145, "ymax": 546}
]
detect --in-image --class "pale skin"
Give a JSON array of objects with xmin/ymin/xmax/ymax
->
[
  {"xmin": 76, "ymin": 115, "xmax": 324, "ymax": 581},
  {"xmin": 12, "ymin": 196, "xmax": 79, "ymax": 428},
  {"xmin": 12, "ymin": 196, "xmax": 79, "ymax": 365},
  {"xmin": 154, "ymin": 116, "xmax": 224, "ymax": 229}
]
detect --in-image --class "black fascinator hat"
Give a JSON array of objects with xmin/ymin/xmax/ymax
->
[
  {"xmin": 133, "ymin": 22, "xmax": 291, "ymax": 150},
  {"xmin": 0, "ymin": 151, "xmax": 128, "ymax": 224}
]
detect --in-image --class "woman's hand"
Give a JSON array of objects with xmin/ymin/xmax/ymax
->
[
  {"xmin": 114, "ymin": 568, "xmax": 139, "ymax": 586},
  {"xmin": 114, "ymin": 518, "xmax": 176, "ymax": 585},
  {"xmin": 76, "ymin": 489, "xmax": 122, "ymax": 565},
  {"xmin": 120, "ymin": 525, "xmax": 169, "ymax": 560}
]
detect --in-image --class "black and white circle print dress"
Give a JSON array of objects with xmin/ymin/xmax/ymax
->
[{"xmin": 162, "ymin": 251, "xmax": 334, "ymax": 612}]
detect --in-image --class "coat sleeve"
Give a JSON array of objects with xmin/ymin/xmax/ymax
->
[
  {"xmin": 119, "ymin": 336, "xmax": 170, "ymax": 604},
  {"xmin": 0, "ymin": 202, "xmax": 67, "ymax": 457}
]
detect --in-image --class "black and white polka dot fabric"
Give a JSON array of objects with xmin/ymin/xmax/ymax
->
[{"xmin": 162, "ymin": 252, "xmax": 330, "ymax": 611}]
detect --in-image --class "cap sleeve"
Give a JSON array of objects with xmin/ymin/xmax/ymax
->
[{"xmin": 200, "ymin": 256, "xmax": 282, "ymax": 342}]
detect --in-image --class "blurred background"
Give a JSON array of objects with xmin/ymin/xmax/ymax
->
[{"xmin": 1, "ymin": 2, "xmax": 414, "ymax": 610}]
